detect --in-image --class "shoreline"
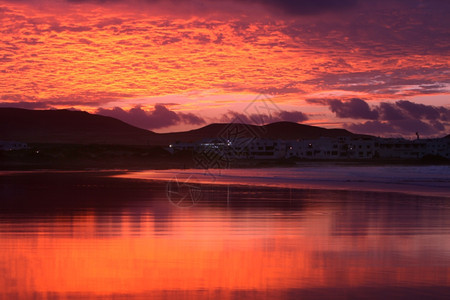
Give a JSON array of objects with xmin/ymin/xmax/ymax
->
[
  {"xmin": 1, "ymin": 157, "xmax": 449, "ymax": 171},
  {"xmin": 2, "ymin": 166, "xmax": 448, "ymax": 200},
  {"xmin": 1, "ymin": 143, "xmax": 449, "ymax": 171},
  {"xmin": 114, "ymin": 166, "xmax": 450, "ymax": 200}
]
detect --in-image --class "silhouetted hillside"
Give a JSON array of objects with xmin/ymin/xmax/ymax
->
[
  {"xmin": 157, "ymin": 121, "xmax": 357, "ymax": 144},
  {"xmin": 0, "ymin": 108, "xmax": 157, "ymax": 145},
  {"xmin": 1, "ymin": 108, "xmax": 363, "ymax": 145}
]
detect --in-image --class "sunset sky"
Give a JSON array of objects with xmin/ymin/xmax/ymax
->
[{"xmin": 0, "ymin": 0, "xmax": 449, "ymax": 136}]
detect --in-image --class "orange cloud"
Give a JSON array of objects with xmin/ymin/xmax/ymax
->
[{"xmin": 0, "ymin": 0, "xmax": 448, "ymax": 135}]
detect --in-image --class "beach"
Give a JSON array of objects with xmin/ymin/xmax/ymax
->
[{"xmin": 0, "ymin": 167, "xmax": 449, "ymax": 299}]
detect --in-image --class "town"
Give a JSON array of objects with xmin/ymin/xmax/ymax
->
[{"xmin": 168, "ymin": 135, "xmax": 450, "ymax": 161}]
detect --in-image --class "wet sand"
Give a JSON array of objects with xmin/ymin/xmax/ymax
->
[{"xmin": 0, "ymin": 171, "xmax": 449, "ymax": 299}]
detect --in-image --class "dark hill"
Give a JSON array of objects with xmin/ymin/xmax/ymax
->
[
  {"xmin": 0, "ymin": 108, "xmax": 157, "ymax": 144},
  {"xmin": 264, "ymin": 121, "xmax": 354, "ymax": 139},
  {"xmin": 1, "ymin": 108, "xmax": 363, "ymax": 145},
  {"xmin": 157, "ymin": 121, "xmax": 356, "ymax": 144}
]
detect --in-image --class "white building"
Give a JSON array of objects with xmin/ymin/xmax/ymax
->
[
  {"xmin": 377, "ymin": 138, "xmax": 427, "ymax": 159},
  {"xmin": 425, "ymin": 138, "xmax": 450, "ymax": 158},
  {"xmin": 169, "ymin": 138, "xmax": 286, "ymax": 160},
  {"xmin": 0, "ymin": 141, "xmax": 28, "ymax": 151},
  {"xmin": 286, "ymin": 136, "xmax": 377, "ymax": 160},
  {"xmin": 168, "ymin": 135, "xmax": 449, "ymax": 161}
]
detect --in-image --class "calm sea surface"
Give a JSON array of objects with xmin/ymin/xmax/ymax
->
[{"xmin": 0, "ymin": 166, "xmax": 449, "ymax": 299}]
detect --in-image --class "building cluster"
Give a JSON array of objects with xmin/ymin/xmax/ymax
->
[
  {"xmin": 168, "ymin": 135, "xmax": 450, "ymax": 161},
  {"xmin": 0, "ymin": 141, "xmax": 28, "ymax": 151}
]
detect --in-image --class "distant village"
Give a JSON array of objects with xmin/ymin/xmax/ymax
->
[
  {"xmin": 2, "ymin": 134, "xmax": 449, "ymax": 163},
  {"xmin": 168, "ymin": 135, "xmax": 450, "ymax": 161},
  {"xmin": 0, "ymin": 141, "xmax": 28, "ymax": 152}
]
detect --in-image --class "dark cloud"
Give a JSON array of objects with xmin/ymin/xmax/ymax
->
[
  {"xmin": 253, "ymin": 0, "xmax": 358, "ymax": 15},
  {"xmin": 0, "ymin": 92, "xmax": 135, "ymax": 109},
  {"xmin": 192, "ymin": 33, "xmax": 211, "ymax": 44},
  {"xmin": 311, "ymin": 98, "xmax": 450, "ymax": 136},
  {"xmin": 395, "ymin": 100, "xmax": 448, "ymax": 121},
  {"xmin": 378, "ymin": 102, "xmax": 405, "ymax": 121},
  {"xmin": 277, "ymin": 1, "xmax": 450, "ymax": 62},
  {"xmin": 96, "ymin": 105, "xmax": 206, "ymax": 130},
  {"xmin": 4, "ymin": 0, "xmax": 449, "ymax": 21},
  {"xmin": 95, "ymin": 17, "xmax": 124, "ymax": 28},
  {"xmin": 300, "ymin": 68, "xmax": 450, "ymax": 96},
  {"xmin": 0, "ymin": 6, "xmax": 12, "ymax": 13},
  {"xmin": 328, "ymin": 98, "xmax": 379, "ymax": 120},
  {"xmin": 305, "ymin": 98, "xmax": 329, "ymax": 105},
  {"xmin": 347, "ymin": 119, "xmax": 441, "ymax": 137},
  {"xmin": 19, "ymin": 38, "xmax": 43, "ymax": 45},
  {"xmin": 0, "ymin": 54, "xmax": 14, "ymax": 63},
  {"xmin": 59, "ymin": 0, "xmax": 359, "ymax": 14},
  {"xmin": 4, "ymin": 0, "xmax": 360, "ymax": 16},
  {"xmin": 180, "ymin": 112, "xmax": 205, "ymax": 125},
  {"xmin": 260, "ymin": 85, "xmax": 303, "ymax": 95},
  {"xmin": 221, "ymin": 109, "xmax": 308, "ymax": 125},
  {"xmin": 160, "ymin": 37, "xmax": 182, "ymax": 45},
  {"xmin": 345, "ymin": 121, "xmax": 393, "ymax": 136},
  {"xmin": 78, "ymin": 38, "xmax": 93, "ymax": 45},
  {"xmin": 277, "ymin": 110, "xmax": 309, "ymax": 123},
  {"xmin": 376, "ymin": 100, "xmax": 450, "ymax": 123},
  {"xmin": 213, "ymin": 33, "xmax": 224, "ymax": 44},
  {"xmin": 48, "ymin": 23, "xmax": 91, "ymax": 33},
  {"xmin": 0, "ymin": 101, "xmax": 49, "ymax": 109}
]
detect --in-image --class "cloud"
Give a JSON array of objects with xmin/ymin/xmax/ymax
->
[
  {"xmin": 2, "ymin": 0, "xmax": 448, "ymax": 102},
  {"xmin": 0, "ymin": 101, "xmax": 49, "ymax": 109},
  {"xmin": 96, "ymin": 104, "xmax": 206, "ymax": 130},
  {"xmin": 1, "ymin": 0, "xmax": 448, "ymax": 138},
  {"xmin": 395, "ymin": 100, "xmax": 450, "ymax": 121},
  {"xmin": 221, "ymin": 109, "xmax": 308, "ymax": 125},
  {"xmin": 378, "ymin": 102, "xmax": 405, "ymax": 121},
  {"xmin": 0, "ymin": 92, "xmax": 134, "ymax": 108},
  {"xmin": 376, "ymin": 100, "xmax": 450, "ymax": 123},
  {"xmin": 0, "ymin": 54, "xmax": 13, "ymax": 63},
  {"xmin": 78, "ymin": 38, "xmax": 93, "ymax": 45},
  {"xmin": 277, "ymin": 110, "xmax": 309, "ymax": 123},
  {"xmin": 309, "ymin": 98, "xmax": 450, "ymax": 136},
  {"xmin": 21, "ymin": 0, "xmax": 359, "ymax": 15},
  {"xmin": 95, "ymin": 17, "xmax": 124, "ymax": 28},
  {"xmin": 300, "ymin": 69, "xmax": 450, "ymax": 97},
  {"xmin": 48, "ymin": 23, "xmax": 92, "ymax": 33},
  {"xmin": 347, "ymin": 119, "xmax": 444, "ymax": 137},
  {"xmin": 179, "ymin": 112, "xmax": 205, "ymax": 125},
  {"xmin": 253, "ymin": 0, "xmax": 358, "ymax": 15},
  {"xmin": 328, "ymin": 98, "xmax": 379, "ymax": 120},
  {"xmin": 259, "ymin": 85, "xmax": 303, "ymax": 95}
]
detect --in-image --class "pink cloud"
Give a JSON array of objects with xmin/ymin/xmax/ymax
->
[{"xmin": 96, "ymin": 105, "xmax": 206, "ymax": 130}]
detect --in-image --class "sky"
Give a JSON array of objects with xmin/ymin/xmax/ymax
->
[{"xmin": 0, "ymin": 0, "xmax": 449, "ymax": 137}]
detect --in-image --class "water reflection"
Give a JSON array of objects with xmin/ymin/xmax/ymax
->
[{"xmin": 0, "ymin": 172, "xmax": 449, "ymax": 299}]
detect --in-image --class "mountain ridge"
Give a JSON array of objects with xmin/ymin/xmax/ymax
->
[
  {"xmin": 158, "ymin": 121, "xmax": 357, "ymax": 144},
  {"xmin": 0, "ymin": 108, "xmax": 157, "ymax": 144},
  {"xmin": 1, "ymin": 108, "xmax": 365, "ymax": 145}
]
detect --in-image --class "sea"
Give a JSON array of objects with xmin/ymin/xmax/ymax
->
[{"xmin": 0, "ymin": 165, "xmax": 449, "ymax": 299}]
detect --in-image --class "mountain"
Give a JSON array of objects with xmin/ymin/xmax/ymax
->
[
  {"xmin": 157, "ymin": 122, "xmax": 356, "ymax": 144},
  {"xmin": 0, "ymin": 108, "xmax": 157, "ymax": 145},
  {"xmin": 1, "ymin": 108, "xmax": 359, "ymax": 145}
]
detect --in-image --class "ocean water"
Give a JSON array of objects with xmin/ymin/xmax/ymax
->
[
  {"xmin": 117, "ymin": 165, "xmax": 450, "ymax": 198},
  {"xmin": 0, "ymin": 166, "xmax": 449, "ymax": 299}
]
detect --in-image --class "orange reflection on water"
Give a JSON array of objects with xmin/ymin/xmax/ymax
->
[{"xmin": 0, "ymin": 207, "xmax": 449, "ymax": 298}]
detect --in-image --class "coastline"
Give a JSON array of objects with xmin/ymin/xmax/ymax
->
[
  {"xmin": 0, "ymin": 142, "xmax": 448, "ymax": 171},
  {"xmin": 114, "ymin": 166, "xmax": 450, "ymax": 199},
  {"xmin": 1, "ymin": 165, "xmax": 449, "ymax": 200},
  {"xmin": 1, "ymin": 169, "xmax": 450, "ymax": 300}
]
